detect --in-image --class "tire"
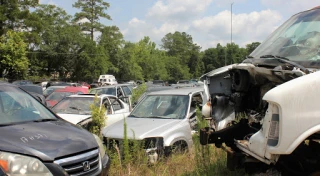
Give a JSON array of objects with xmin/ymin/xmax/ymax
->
[{"xmin": 171, "ymin": 141, "xmax": 188, "ymax": 154}]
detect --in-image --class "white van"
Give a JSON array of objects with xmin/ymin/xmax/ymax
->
[{"xmin": 98, "ymin": 74, "xmax": 118, "ymax": 85}]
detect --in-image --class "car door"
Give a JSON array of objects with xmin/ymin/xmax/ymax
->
[{"xmin": 103, "ymin": 97, "xmax": 129, "ymax": 127}]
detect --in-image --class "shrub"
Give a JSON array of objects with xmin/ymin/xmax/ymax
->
[
  {"xmin": 89, "ymin": 95, "xmax": 106, "ymax": 137},
  {"xmin": 131, "ymin": 83, "xmax": 147, "ymax": 104}
]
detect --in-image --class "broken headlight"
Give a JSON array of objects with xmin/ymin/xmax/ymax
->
[
  {"xmin": 267, "ymin": 105, "xmax": 280, "ymax": 146},
  {"xmin": 143, "ymin": 137, "xmax": 164, "ymax": 150}
]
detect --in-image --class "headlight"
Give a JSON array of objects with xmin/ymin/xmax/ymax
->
[
  {"xmin": 0, "ymin": 151, "xmax": 52, "ymax": 176},
  {"xmin": 93, "ymin": 134, "xmax": 106, "ymax": 158}
]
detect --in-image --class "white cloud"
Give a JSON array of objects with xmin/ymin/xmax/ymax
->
[
  {"xmin": 147, "ymin": 0, "xmax": 213, "ymax": 22},
  {"xmin": 211, "ymin": 0, "xmax": 248, "ymax": 8},
  {"xmin": 121, "ymin": 0, "xmax": 286, "ymax": 50},
  {"xmin": 261, "ymin": 0, "xmax": 320, "ymax": 15},
  {"xmin": 190, "ymin": 9, "xmax": 282, "ymax": 48}
]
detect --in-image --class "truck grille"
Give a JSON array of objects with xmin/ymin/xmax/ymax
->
[{"xmin": 54, "ymin": 149, "xmax": 101, "ymax": 176}]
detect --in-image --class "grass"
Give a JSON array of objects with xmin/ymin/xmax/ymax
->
[
  {"xmin": 107, "ymin": 143, "xmax": 245, "ymax": 176},
  {"xmin": 106, "ymin": 107, "xmax": 246, "ymax": 176}
]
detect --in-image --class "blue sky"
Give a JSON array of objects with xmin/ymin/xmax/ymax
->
[{"xmin": 40, "ymin": 0, "xmax": 320, "ymax": 49}]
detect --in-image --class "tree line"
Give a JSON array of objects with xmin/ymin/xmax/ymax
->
[{"xmin": 0, "ymin": 0, "xmax": 260, "ymax": 82}]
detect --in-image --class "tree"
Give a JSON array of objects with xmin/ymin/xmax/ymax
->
[
  {"xmin": 246, "ymin": 42, "xmax": 261, "ymax": 55},
  {"xmin": 0, "ymin": 0, "xmax": 38, "ymax": 36},
  {"xmin": 25, "ymin": 5, "xmax": 74, "ymax": 77},
  {"xmin": 161, "ymin": 31, "xmax": 202, "ymax": 79},
  {"xmin": 73, "ymin": 0, "xmax": 112, "ymax": 40},
  {"xmin": 0, "ymin": 30, "xmax": 29, "ymax": 80},
  {"xmin": 98, "ymin": 26, "xmax": 124, "ymax": 74}
]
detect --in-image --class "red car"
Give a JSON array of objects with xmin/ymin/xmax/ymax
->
[{"xmin": 45, "ymin": 86, "xmax": 88, "ymax": 108}]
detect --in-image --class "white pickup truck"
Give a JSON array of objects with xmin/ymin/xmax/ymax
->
[{"xmin": 200, "ymin": 6, "xmax": 320, "ymax": 176}]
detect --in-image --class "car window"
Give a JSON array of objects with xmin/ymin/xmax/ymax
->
[
  {"xmin": 0, "ymin": 86, "xmax": 56, "ymax": 124},
  {"xmin": 46, "ymin": 92, "xmax": 73, "ymax": 102},
  {"xmin": 122, "ymin": 86, "xmax": 132, "ymax": 96},
  {"xmin": 117, "ymin": 87, "xmax": 124, "ymax": 98},
  {"xmin": 52, "ymin": 97, "xmax": 94, "ymax": 115},
  {"xmin": 108, "ymin": 97, "xmax": 123, "ymax": 111},
  {"xmin": 190, "ymin": 93, "xmax": 203, "ymax": 113},
  {"xmin": 131, "ymin": 95, "xmax": 189, "ymax": 119}
]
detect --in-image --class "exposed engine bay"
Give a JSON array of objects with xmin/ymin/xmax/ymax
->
[{"xmin": 200, "ymin": 62, "xmax": 310, "ymax": 147}]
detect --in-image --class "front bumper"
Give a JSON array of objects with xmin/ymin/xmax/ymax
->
[
  {"xmin": 45, "ymin": 153, "xmax": 111, "ymax": 176},
  {"xmin": 99, "ymin": 154, "xmax": 111, "ymax": 176}
]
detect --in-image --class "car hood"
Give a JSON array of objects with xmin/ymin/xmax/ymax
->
[
  {"xmin": 102, "ymin": 117, "xmax": 182, "ymax": 140},
  {"xmin": 0, "ymin": 120, "xmax": 97, "ymax": 162},
  {"xmin": 57, "ymin": 114, "xmax": 91, "ymax": 125}
]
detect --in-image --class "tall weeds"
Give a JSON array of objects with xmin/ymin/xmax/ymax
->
[{"xmin": 89, "ymin": 95, "xmax": 106, "ymax": 137}]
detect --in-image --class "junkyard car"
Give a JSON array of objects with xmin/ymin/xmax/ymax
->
[
  {"xmin": 102, "ymin": 87, "xmax": 204, "ymax": 163},
  {"xmin": 52, "ymin": 94, "xmax": 130, "ymax": 127},
  {"xmin": 0, "ymin": 83, "xmax": 110, "ymax": 176},
  {"xmin": 200, "ymin": 6, "xmax": 320, "ymax": 175},
  {"xmin": 89, "ymin": 84, "xmax": 134, "ymax": 104}
]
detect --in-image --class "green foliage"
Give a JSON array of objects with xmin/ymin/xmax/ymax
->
[
  {"xmin": 0, "ymin": 0, "xmax": 261, "ymax": 84},
  {"xmin": 246, "ymin": 42, "xmax": 261, "ymax": 54},
  {"xmin": 131, "ymin": 83, "xmax": 147, "ymax": 104},
  {"xmin": 161, "ymin": 31, "xmax": 202, "ymax": 79},
  {"xmin": 73, "ymin": 0, "xmax": 112, "ymax": 40},
  {"xmin": 0, "ymin": 0, "xmax": 38, "ymax": 36},
  {"xmin": 89, "ymin": 95, "xmax": 106, "ymax": 137},
  {"xmin": 0, "ymin": 30, "xmax": 29, "ymax": 79}
]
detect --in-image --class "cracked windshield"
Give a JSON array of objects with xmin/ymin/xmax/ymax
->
[{"xmin": 1, "ymin": 0, "xmax": 320, "ymax": 176}]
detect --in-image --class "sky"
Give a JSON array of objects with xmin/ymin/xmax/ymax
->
[{"xmin": 39, "ymin": 0, "xmax": 320, "ymax": 49}]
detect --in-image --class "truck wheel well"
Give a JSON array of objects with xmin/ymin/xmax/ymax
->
[{"xmin": 278, "ymin": 133, "xmax": 320, "ymax": 176}]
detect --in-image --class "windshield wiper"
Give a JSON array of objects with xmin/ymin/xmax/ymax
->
[
  {"xmin": 260, "ymin": 55, "xmax": 309, "ymax": 74},
  {"xmin": 260, "ymin": 54, "xmax": 289, "ymax": 60},
  {"xmin": 146, "ymin": 116, "xmax": 167, "ymax": 119},
  {"xmin": 129, "ymin": 114, "xmax": 139, "ymax": 118},
  {"xmin": 69, "ymin": 106, "xmax": 82, "ymax": 111},
  {"xmin": 32, "ymin": 119, "xmax": 57, "ymax": 122}
]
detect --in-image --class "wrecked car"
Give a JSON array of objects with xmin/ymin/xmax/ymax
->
[
  {"xmin": 200, "ymin": 6, "xmax": 320, "ymax": 175},
  {"xmin": 102, "ymin": 87, "xmax": 204, "ymax": 163}
]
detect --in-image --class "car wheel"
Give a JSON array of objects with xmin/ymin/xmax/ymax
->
[{"xmin": 171, "ymin": 141, "xmax": 188, "ymax": 154}]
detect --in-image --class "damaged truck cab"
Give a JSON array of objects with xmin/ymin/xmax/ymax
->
[{"xmin": 200, "ymin": 6, "xmax": 320, "ymax": 175}]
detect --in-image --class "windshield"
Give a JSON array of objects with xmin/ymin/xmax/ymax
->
[
  {"xmin": 90, "ymin": 87, "xmax": 116, "ymax": 96},
  {"xmin": 46, "ymin": 91, "xmax": 74, "ymax": 102},
  {"xmin": 43, "ymin": 86, "xmax": 65, "ymax": 97},
  {"xmin": 0, "ymin": 85, "xmax": 56, "ymax": 125},
  {"xmin": 251, "ymin": 9, "xmax": 320, "ymax": 62},
  {"xmin": 130, "ymin": 95, "xmax": 189, "ymax": 119},
  {"xmin": 52, "ymin": 97, "xmax": 96, "ymax": 115}
]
